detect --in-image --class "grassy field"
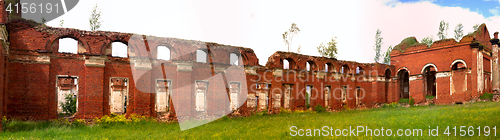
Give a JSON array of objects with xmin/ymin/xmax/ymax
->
[{"xmin": 1, "ymin": 102, "xmax": 499, "ymax": 139}]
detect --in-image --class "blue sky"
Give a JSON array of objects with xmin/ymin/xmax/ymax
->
[
  {"xmin": 50, "ymin": 0, "xmax": 500, "ymax": 65},
  {"xmin": 399, "ymin": 0, "xmax": 500, "ymax": 17}
]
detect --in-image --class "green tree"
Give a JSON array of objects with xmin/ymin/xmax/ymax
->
[
  {"xmin": 437, "ymin": 20, "xmax": 449, "ymax": 40},
  {"xmin": 60, "ymin": 19, "xmax": 64, "ymax": 27},
  {"xmin": 421, "ymin": 36, "xmax": 434, "ymax": 47},
  {"xmin": 373, "ymin": 29, "xmax": 383, "ymax": 63},
  {"xmin": 454, "ymin": 23, "xmax": 463, "ymax": 41},
  {"xmin": 317, "ymin": 37, "xmax": 338, "ymax": 59},
  {"xmin": 89, "ymin": 4, "xmax": 102, "ymax": 31},
  {"xmin": 383, "ymin": 45, "xmax": 393, "ymax": 64},
  {"xmin": 282, "ymin": 23, "xmax": 300, "ymax": 52},
  {"xmin": 61, "ymin": 94, "xmax": 77, "ymax": 115}
]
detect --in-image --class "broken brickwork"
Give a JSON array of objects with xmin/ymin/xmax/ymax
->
[
  {"xmin": 0, "ymin": 13, "xmax": 496, "ymax": 123},
  {"xmin": 391, "ymin": 24, "xmax": 495, "ymax": 104}
]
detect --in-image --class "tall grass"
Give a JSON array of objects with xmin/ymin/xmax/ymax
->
[{"xmin": 1, "ymin": 102, "xmax": 499, "ymax": 139}]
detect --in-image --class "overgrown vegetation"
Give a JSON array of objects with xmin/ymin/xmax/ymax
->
[
  {"xmin": 398, "ymin": 98, "xmax": 409, "ymax": 104},
  {"xmin": 480, "ymin": 93, "xmax": 494, "ymax": 100},
  {"xmin": 314, "ymin": 104, "xmax": 326, "ymax": 113},
  {"xmin": 409, "ymin": 96, "xmax": 415, "ymax": 106},
  {"xmin": 60, "ymin": 94, "xmax": 77, "ymax": 116},
  {"xmin": 89, "ymin": 4, "xmax": 103, "ymax": 31},
  {"xmin": 2, "ymin": 102, "xmax": 498, "ymax": 139},
  {"xmin": 426, "ymin": 95, "xmax": 436, "ymax": 99}
]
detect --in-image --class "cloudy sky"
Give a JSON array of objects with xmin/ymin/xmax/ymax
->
[{"xmin": 46, "ymin": 0, "xmax": 500, "ymax": 65}]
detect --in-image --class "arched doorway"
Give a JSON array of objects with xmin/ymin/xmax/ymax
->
[
  {"xmin": 423, "ymin": 65, "xmax": 437, "ymax": 96},
  {"xmin": 397, "ymin": 69, "xmax": 409, "ymax": 99},
  {"xmin": 384, "ymin": 69, "xmax": 391, "ymax": 102}
]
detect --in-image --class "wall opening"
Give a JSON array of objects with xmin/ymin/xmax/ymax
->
[
  {"xmin": 195, "ymin": 81, "xmax": 208, "ymax": 112},
  {"xmin": 196, "ymin": 50, "xmax": 208, "ymax": 63},
  {"xmin": 283, "ymin": 59, "xmax": 290, "ymax": 69},
  {"xmin": 56, "ymin": 76, "xmax": 78, "ymax": 114},
  {"xmin": 305, "ymin": 85, "xmax": 313, "ymax": 108},
  {"xmin": 156, "ymin": 79, "xmax": 171, "ymax": 113},
  {"xmin": 256, "ymin": 83, "xmax": 270, "ymax": 111},
  {"xmin": 398, "ymin": 70, "xmax": 410, "ymax": 99},
  {"xmin": 58, "ymin": 38, "xmax": 78, "ymax": 54},
  {"xmin": 324, "ymin": 85, "xmax": 331, "ymax": 109},
  {"xmin": 384, "ymin": 69, "xmax": 391, "ymax": 102},
  {"xmin": 229, "ymin": 82, "xmax": 240, "ymax": 111},
  {"xmin": 423, "ymin": 66, "xmax": 437, "ymax": 96},
  {"xmin": 110, "ymin": 77, "xmax": 129, "ymax": 114},
  {"xmin": 355, "ymin": 86, "xmax": 362, "ymax": 106},
  {"xmin": 341, "ymin": 65, "xmax": 349, "ymax": 74},
  {"xmin": 112, "ymin": 42, "xmax": 128, "ymax": 58},
  {"xmin": 283, "ymin": 84, "xmax": 292, "ymax": 109},
  {"xmin": 325, "ymin": 63, "xmax": 334, "ymax": 73},
  {"xmin": 341, "ymin": 86, "xmax": 347, "ymax": 107},
  {"xmin": 306, "ymin": 61, "xmax": 316, "ymax": 71},
  {"xmin": 356, "ymin": 66, "xmax": 364, "ymax": 75},
  {"xmin": 157, "ymin": 46, "xmax": 171, "ymax": 60},
  {"xmin": 230, "ymin": 53, "xmax": 239, "ymax": 66}
]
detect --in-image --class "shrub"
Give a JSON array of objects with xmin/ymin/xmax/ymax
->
[
  {"xmin": 314, "ymin": 104, "xmax": 326, "ymax": 113},
  {"xmin": 409, "ymin": 96, "xmax": 415, "ymax": 106},
  {"xmin": 426, "ymin": 95, "xmax": 435, "ymax": 99},
  {"xmin": 60, "ymin": 94, "xmax": 77, "ymax": 115},
  {"xmin": 480, "ymin": 93, "xmax": 494, "ymax": 100}
]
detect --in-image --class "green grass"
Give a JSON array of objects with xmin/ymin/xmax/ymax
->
[
  {"xmin": 398, "ymin": 98, "xmax": 409, "ymax": 104},
  {"xmin": 426, "ymin": 95, "xmax": 436, "ymax": 99},
  {"xmin": 1, "ymin": 102, "xmax": 500, "ymax": 139},
  {"xmin": 480, "ymin": 93, "xmax": 494, "ymax": 100}
]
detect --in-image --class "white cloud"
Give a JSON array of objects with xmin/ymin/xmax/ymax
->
[
  {"xmin": 47, "ymin": 0, "xmax": 500, "ymax": 65},
  {"xmin": 490, "ymin": 7, "xmax": 499, "ymax": 16}
]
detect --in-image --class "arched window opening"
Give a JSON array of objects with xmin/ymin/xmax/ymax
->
[
  {"xmin": 341, "ymin": 65, "xmax": 349, "ymax": 74},
  {"xmin": 157, "ymin": 46, "xmax": 171, "ymax": 60},
  {"xmin": 283, "ymin": 58, "xmax": 295, "ymax": 70},
  {"xmin": 306, "ymin": 61, "xmax": 316, "ymax": 71},
  {"xmin": 112, "ymin": 42, "xmax": 128, "ymax": 58},
  {"xmin": 355, "ymin": 66, "xmax": 364, "ymax": 75},
  {"xmin": 230, "ymin": 53, "xmax": 239, "ymax": 66},
  {"xmin": 452, "ymin": 62, "xmax": 466, "ymax": 70},
  {"xmin": 58, "ymin": 38, "xmax": 78, "ymax": 54},
  {"xmin": 324, "ymin": 64, "xmax": 328, "ymax": 72},
  {"xmin": 384, "ymin": 69, "xmax": 391, "ymax": 103},
  {"xmin": 196, "ymin": 50, "xmax": 208, "ymax": 63},
  {"xmin": 397, "ymin": 69, "xmax": 410, "ymax": 99},
  {"xmin": 423, "ymin": 65, "xmax": 437, "ymax": 96},
  {"xmin": 283, "ymin": 59, "xmax": 290, "ymax": 69},
  {"xmin": 306, "ymin": 62, "xmax": 311, "ymax": 71}
]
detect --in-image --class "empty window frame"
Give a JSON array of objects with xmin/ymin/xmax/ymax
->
[
  {"xmin": 156, "ymin": 79, "xmax": 171, "ymax": 112},
  {"xmin": 229, "ymin": 82, "xmax": 241, "ymax": 111},
  {"xmin": 195, "ymin": 81, "xmax": 208, "ymax": 112},
  {"xmin": 157, "ymin": 46, "xmax": 171, "ymax": 60},
  {"xmin": 112, "ymin": 42, "xmax": 128, "ymax": 58},
  {"xmin": 283, "ymin": 84, "xmax": 292, "ymax": 109},
  {"xmin": 58, "ymin": 38, "xmax": 78, "ymax": 54},
  {"xmin": 56, "ymin": 76, "xmax": 78, "ymax": 114},
  {"xmin": 256, "ymin": 83, "xmax": 270, "ymax": 110},
  {"xmin": 305, "ymin": 85, "xmax": 313, "ymax": 107},
  {"xmin": 324, "ymin": 86, "xmax": 331, "ymax": 108},
  {"xmin": 283, "ymin": 59, "xmax": 290, "ymax": 69},
  {"xmin": 230, "ymin": 53, "xmax": 239, "ymax": 66},
  {"xmin": 196, "ymin": 50, "xmax": 208, "ymax": 63},
  {"xmin": 110, "ymin": 77, "xmax": 129, "ymax": 113}
]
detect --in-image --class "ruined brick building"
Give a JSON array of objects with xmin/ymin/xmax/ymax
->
[{"xmin": 0, "ymin": 1, "xmax": 496, "ymax": 129}]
